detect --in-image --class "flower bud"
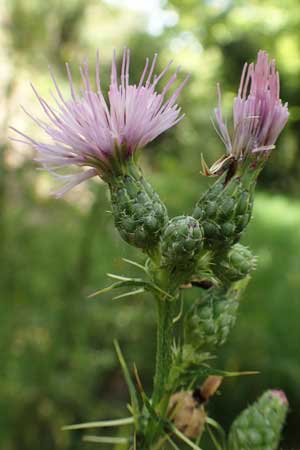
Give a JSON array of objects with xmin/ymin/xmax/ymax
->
[
  {"xmin": 161, "ymin": 216, "xmax": 204, "ymax": 283},
  {"xmin": 186, "ymin": 279, "xmax": 249, "ymax": 349},
  {"xmin": 168, "ymin": 391, "xmax": 206, "ymax": 439},
  {"xmin": 193, "ymin": 173, "xmax": 255, "ymax": 249},
  {"xmin": 109, "ymin": 163, "xmax": 168, "ymax": 251},
  {"xmin": 228, "ymin": 390, "xmax": 288, "ymax": 450},
  {"xmin": 214, "ymin": 244, "xmax": 256, "ymax": 284}
]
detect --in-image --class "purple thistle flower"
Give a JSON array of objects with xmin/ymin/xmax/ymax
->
[
  {"xmin": 204, "ymin": 50, "xmax": 289, "ymax": 176},
  {"xmin": 12, "ymin": 49, "xmax": 188, "ymax": 196}
]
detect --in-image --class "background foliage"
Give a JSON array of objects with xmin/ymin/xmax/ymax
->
[{"xmin": 0, "ymin": 0, "xmax": 299, "ymax": 449}]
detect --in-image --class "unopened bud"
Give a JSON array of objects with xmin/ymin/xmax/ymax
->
[
  {"xmin": 215, "ymin": 244, "xmax": 256, "ymax": 283},
  {"xmin": 186, "ymin": 279, "xmax": 249, "ymax": 349},
  {"xmin": 109, "ymin": 163, "xmax": 168, "ymax": 251},
  {"xmin": 193, "ymin": 173, "xmax": 255, "ymax": 249},
  {"xmin": 228, "ymin": 390, "xmax": 288, "ymax": 450},
  {"xmin": 161, "ymin": 216, "xmax": 204, "ymax": 284}
]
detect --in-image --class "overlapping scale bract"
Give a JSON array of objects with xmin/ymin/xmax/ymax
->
[
  {"xmin": 109, "ymin": 166, "xmax": 168, "ymax": 250},
  {"xmin": 161, "ymin": 216, "xmax": 203, "ymax": 271},
  {"xmin": 186, "ymin": 281, "xmax": 246, "ymax": 349},
  {"xmin": 215, "ymin": 243, "xmax": 256, "ymax": 284},
  {"xmin": 193, "ymin": 175, "xmax": 254, "ymax": 249},
  {"xmin": 228, "ymin": 390, "xmax": 288, "ymax": 450}
]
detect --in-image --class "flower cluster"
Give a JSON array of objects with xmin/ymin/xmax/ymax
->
[
  {"xmin": 13, "ymin": 49, "xmax": 188, "ymax": 195},
  {"xmin": 13, "ymin": 49, "xmax": 291, "ymax": 449}
]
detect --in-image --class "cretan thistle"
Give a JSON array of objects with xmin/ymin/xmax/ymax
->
[{"xmin": 16, "ymin": 49, "xmax": 290, "ymax": 450}]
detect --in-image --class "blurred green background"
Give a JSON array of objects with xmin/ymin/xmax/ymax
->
[{"xmin": 0, "ymin": 0, "xmax": 300, "ymax": 449}]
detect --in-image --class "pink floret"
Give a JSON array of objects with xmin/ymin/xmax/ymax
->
[
  {"xmin": 214, "ymin": 50, "xmax": 289, "ymax": 161},
  {"xmin": 270, "ymin": 389, "xmax": 289, "ymax": 406}
]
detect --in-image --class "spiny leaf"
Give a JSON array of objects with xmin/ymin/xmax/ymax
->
[
  {"xmin": 114, "ymin": 340, "xmax": 140, "ymax": 420},
  {"xmin": 206, "ymin": 426, "xmax": 224, "ymax": 450},
  {"xmin": 170, "ymin": 424, "xmax": 204, "ymax": 450},
  {"xmin": 62, "ymin": 417, "xmax": 134, "ymax": 431},
  {"xmin": 89, "ymin": 280, "xmax": 174, "ymax": 301},
  {"xmin": 165, "ymin": 434, "xmax": 181, "ymax": 450},
  {"xmin": 178, "ymin": 365, "xmax": 259, "ymax": 391},
  {"xmin": 206, "ymin": 417, "xmax": 227, "ymax": 450},
  {"xmin": 173, "ymin": 294, "xmax": 184, "ymax": 324},
  {"xmin": 197, "ymin": 368, "xmax": 259, "ymax": 378},
  {"xmin": 122, "ymin": 258, "xmax": 147, "ymax": 272},
  {"xmin": 113, "ymin": 288, "xmax": 145, "ymax": 300},
  {"xmin": 107, "ymin": 273, "xmax": 137, "ymax": 281},
  {"xmin": 82, "ymin": 435, "xmax": 129, "ymax": 445},
  {"xmin": 133, "ymin": 364, "xmax": 144, "ymax": 396},
  {"xmin": 88, "ymin": 283, "xmax": 120, "ymax": 298},
  {"xmin": 132, "ymin": 365, "xmax": 166, "ymax": 442},
  {"xmin": 88, "ymin": 279, "xmax": 147, "ymax": 299}
]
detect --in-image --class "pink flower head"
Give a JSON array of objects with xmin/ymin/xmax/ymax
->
[
  {"xmin": 204, "ymin": 51, "xmax": 289, "ymax": 176},
  {"xmin": 12, "ymin": 49, "xmax": 189, "ymax": 196}
]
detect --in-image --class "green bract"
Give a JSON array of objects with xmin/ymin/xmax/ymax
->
[
  {"xmin": 228, "ymin": 390, "xmax": 288, "ymax": 450},
  {"xmin": 214, "ymin": 243, "xmax": 256, "ymax": 284},
  {"xmin": 186, "ymin": 279, "xmax": 249, "ymax": 349},
  {"xmin": 193, "ymin": 174, "xmax": 254, "ymax": 249},
  {"xmin": 109, "ymin": 162, "xmax": 168, "ymax": 252},
  {"xmin": 161, "ymin": 215, "xmax": 204, "ymax": 284}
]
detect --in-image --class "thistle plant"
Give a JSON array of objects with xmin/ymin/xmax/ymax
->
[{"xmin": 15, "ymin": 49, "xmax": 290, "ymax": 449}]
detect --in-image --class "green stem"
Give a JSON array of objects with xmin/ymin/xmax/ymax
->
[{"xmin": 152, "ymin": 297, "xmax": 174, "ymax": 410}]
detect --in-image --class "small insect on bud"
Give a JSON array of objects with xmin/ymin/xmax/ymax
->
[
  {"xmin": 228, "ymin": 390, "xmax": 289, "ymax": 450},
  {"xmin": 214, "ymin": 243, "xmax": 256, "ymax": 284},
  {"xmin": 168, "ymin": 391, "xmax": 207, "ymax": 439},
  {"xmin": 161, "ymin": 215, "xmax": 204, "ymax": 284}
]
